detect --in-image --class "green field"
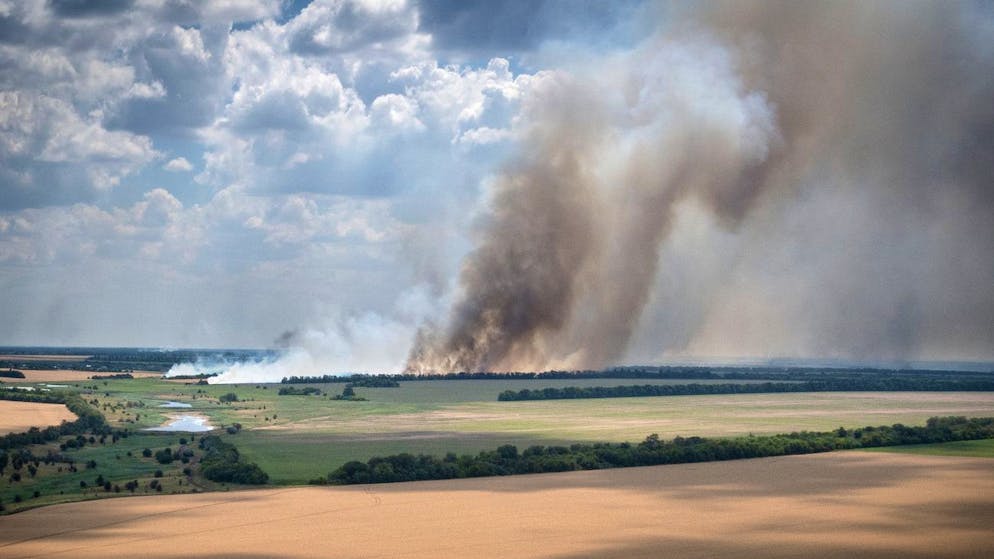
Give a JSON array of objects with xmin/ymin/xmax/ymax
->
[
  {"xmin": 0, "ymin": 430, "xmax": 204, "ymax": 512},
  {"xmin": 860, "ymin": 438, "xmax": 994, "ymax": 458},
  {"xmin": 233, "ymin": 389, "xmax": 994, "ymax": 483},
  {"xmin": 4, "ymin": 376, "xmax": 994, "ymax": 504},
  {"xmin": 60, "ymin": 377, "xmax": 994, "ymax": 483}
]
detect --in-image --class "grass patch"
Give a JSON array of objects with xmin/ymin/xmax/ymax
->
[
  {"xmin": 234, "ymin": 430, "xmax": 575, "ymax": 484},
  {"xmin": 0, "ymin": 432, "xmax": 199, "ymax": 513},
  {"xmin": 860, "ymin": 438, "xmax": 994, "ymax": 458}
]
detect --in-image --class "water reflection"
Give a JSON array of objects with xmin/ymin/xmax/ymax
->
[
  {"xmin": 146, "ymin": 414, "xmax": 213, "ymax": 432},
  {"xmin": 159, "ymin": 401, "xmax": 193, "ymax": 408}
]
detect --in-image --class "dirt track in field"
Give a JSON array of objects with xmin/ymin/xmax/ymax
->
[
  {"xmin": 0, "ymin": 401, "xmax": 77, "ymax": 435},
  {"xmin": 2, "ymin": 451, "xmax": 992, "ymax": 558}
]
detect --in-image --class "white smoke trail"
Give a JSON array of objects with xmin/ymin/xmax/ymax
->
[{"xmin": 167, "ymin": 285, "xmax": 444, "ymax": 383}]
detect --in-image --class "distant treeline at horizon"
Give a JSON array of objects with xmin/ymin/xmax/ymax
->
[
  {"xmin": 0, "ymin": 347, "xmax": 276, "ymax": 373},
  {"xmin": 497, "ymin": 378, "xmax": 994, "ymax": 401},
  {"xmin": 280, "ymin": 365, "xmax": 994, "ymax": 385}
]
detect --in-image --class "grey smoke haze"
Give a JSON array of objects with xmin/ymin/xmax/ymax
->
[{"xmin": 406, "ymin": 1, "xmax": 994, "ymax": 373}]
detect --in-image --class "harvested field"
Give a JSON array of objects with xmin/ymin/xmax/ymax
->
[
  {"xmin": 0, "ymin": 401, "xmax": 76, "ymax": 435},
  {"xmin": 2, "ymin": 452, "xmax": 992, "ymax": 558},
  {"xmin": 260, "ymin": 391, "xmax": 994, "ymax": 440},
  {"xmin": 0, "ymin": 370, "xmax": 162, "ymax": 383}
]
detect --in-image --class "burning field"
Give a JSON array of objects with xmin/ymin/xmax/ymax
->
[{"xmin": 1, "ymin": 451, "xmax": 992, "ymax": 559}]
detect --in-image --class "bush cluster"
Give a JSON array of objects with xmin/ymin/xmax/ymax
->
[
  {"xmin": 198, "ymin": 435, "xmax": 268, "ymax": 484},
  {"xmin": 277, "ymin": 386, "xmax": 321, "ymax": 396}
]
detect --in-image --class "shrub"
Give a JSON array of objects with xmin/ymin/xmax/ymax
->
[{"xmin": 154, "ymin": 448, "xmax": 174, "ymax": 464}]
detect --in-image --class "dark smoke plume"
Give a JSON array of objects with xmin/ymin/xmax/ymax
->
[{"xmin": 407, "ymin": 1, "xmax": 994, "ymax": 373}]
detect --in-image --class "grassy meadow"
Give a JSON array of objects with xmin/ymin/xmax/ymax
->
[{"xmin": 860, "ymin": 438, "xmax": 994, "ymax": 458}]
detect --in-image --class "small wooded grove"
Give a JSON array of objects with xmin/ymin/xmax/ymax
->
[
  {"xmin": 197, "ymin": 435, "xmax": 268, "ymax": 484},
  {"xmin": 497, "ymin": 378, "xmax": 994, "ymax": 401},
  {"xmin": 321, "ymin": 416, "xmax": 994, "ymax": 485}
]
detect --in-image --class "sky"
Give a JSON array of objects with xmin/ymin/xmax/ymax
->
[{"xmin": 1, "ymin": 1, "xmax": 992, "ymax": 375}]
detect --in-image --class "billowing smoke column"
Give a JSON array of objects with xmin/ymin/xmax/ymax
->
[{"xmin": 406, "ymin": 1, "xmax": 994, "ymax": 373}]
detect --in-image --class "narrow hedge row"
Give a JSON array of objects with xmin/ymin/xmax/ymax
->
[
  {"xmin": 324, "ymin": 416, "xmax": 994, "ymax": 485},
  {"xmin": 497, "ymin": 379, "xmax": 994, "ymax": 401}
]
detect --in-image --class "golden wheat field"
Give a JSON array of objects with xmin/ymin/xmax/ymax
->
[
  {"xmin": 0, "ymin": 401, "xmax": 76, "ymax": 435},
  {"xmin": 1, "ymin": 451, "xmax": 992, "ymax": 559}
]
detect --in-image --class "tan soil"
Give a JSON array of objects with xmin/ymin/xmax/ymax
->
[
  {"xmin": 1, "ymin": 370, "xmax": 162, "ymax": 383},
  {"xmin": 1, "ymin": 452, "xmax": 992, "ymax": 558},
  {"xmin": 0, "ymin": 401, "xmax": 77, "ymax": 435}
]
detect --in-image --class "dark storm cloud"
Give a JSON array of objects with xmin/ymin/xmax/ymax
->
[
  {"xmin": 48, "ymin": 0, "xmax": 135, "ymax": 18},
  {"xmin": 106, "ymin": 26, "xmax": 231, "ymax": 136}
]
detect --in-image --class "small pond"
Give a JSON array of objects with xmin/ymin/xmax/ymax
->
[
  {"xmin": 159, "ymin": 401, "xmax": 192, "ymax": 408},
  {"xmin": 145, "ymin": 414, "xmax": 213, "ymax": 432}
]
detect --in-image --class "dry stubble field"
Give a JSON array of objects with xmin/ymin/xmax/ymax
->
[{"xmin": 1, "ymin": 451, "xmax": 992, "ymax": 559}]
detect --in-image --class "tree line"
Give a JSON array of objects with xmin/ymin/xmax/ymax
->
[
  {"xmin": 322, "ymin": 416, "xmax": 994, "ymax": 485},
  {"xmin": 281, "ymin": 369, "xmax": 714, "ymax": 384},
  {"xmin": 278, "ymin": 386, "xmax": 322, "ymax": 395},
  {"xmin": 497, "ymin": 378, "xmax": 994, "ymax": 401},
  {"xmin": 282, "ymin": 366, "xmax": 993, "ymax": 386},
  {"xmin": 90, "ymin": 373, "xmax": 133, "ymax": 380},
  {"xmin": 281, "ymin": 374, "xmax": 400, "ymax": 387}
]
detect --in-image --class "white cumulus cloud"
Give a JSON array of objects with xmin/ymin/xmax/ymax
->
[{"xmin": 164, "ymin": 157, "xmax": 194, "ymax": 172}]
